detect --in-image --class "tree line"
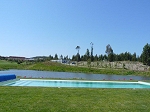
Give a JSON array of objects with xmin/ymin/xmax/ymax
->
[
  {"xmin": 24, "ymin": 43, "xmax": 150, "ymax": 66},
  {"xmin": 1, "ymin": 43, "xmax": 150, "ymax": 66},
  {"xmin": 72, "ymin": 43, "xmax": 150, "ymax": 66},
  {"xmin": 72, "ymin": 48, "xmax": 139, "ymax": 62}
]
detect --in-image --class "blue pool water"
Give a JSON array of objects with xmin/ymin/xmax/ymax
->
[{"xmin": 3, "ymin": 79, "xmax": 150, "ymax": 89}]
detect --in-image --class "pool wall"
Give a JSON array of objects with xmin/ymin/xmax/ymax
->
[{"xmin": 0, "ymin": 74, "xmax": 16, "ymax": 82}]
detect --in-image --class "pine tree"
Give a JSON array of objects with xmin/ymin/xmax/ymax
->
[
  {"xmin": 141, "ymin": 43, "xmax": 150, "ymax": 66},
  {"xmin": 54, "ymin": 54, "xmax": 58, "ymax": 60},
  {"xmin": 85, "ymin": 49, "xmax": 90, "ymax": 61}
]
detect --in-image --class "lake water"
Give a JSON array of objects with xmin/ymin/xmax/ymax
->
[{"xmin": 0, "ymin": 69, "xmax": 150, "ymax": 80}]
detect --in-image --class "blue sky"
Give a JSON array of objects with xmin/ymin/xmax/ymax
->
[{"xmin": 0, "ymin": 0, "xmax": 150, "ymax": 58}]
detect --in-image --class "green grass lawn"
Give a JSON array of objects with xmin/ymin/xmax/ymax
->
[
  {"xmin": 0, "ymin": 60, "xmax": 17, "ymax": 64},
  {"xmin": 0, "ymin": 60, "xmax": 18, "ymax": 70},
  {"xmin": 0, "ymin": 86, "xmax": 150, "ymax": 112}
]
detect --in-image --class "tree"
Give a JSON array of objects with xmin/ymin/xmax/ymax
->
[
  {"xmin": 72, "ymin": 55, "xmax": 76, "ymax": 61},
  {"xmin": 105, "ymin": 44, "xmax": 113, "ymax": 55},
  {"xmin": 76, "ymin": 53, "xmax": 80, "ymax": 62},
  {"xmin": 94, "ymin": 54, "xmax": 98, "ymax": 61},
  {"xmin": 54, "ymin": 54, "xmax": 58, "ymax": 60},
  {"xmin": 99, "ymin": 54, "xmax": 104, "ymax": 61},
  {"xmin": 141, "ymin": 43, "xmax": 150, "ymax": 66},
  {"xmin": 105, "ymin": 44, "xmax": 114, "ymax": 62},
  {"xmin": 103, "ymin": 54, "xmax": 108, "ymax": 61},
  {"xmin": 85, "ymin": 49, "xmax": 90, "ymax": 61},
  {"xmin": 132, "ymin": 52, "xmax": 137, "ymax": 61},
  {"xmin": 76, "ymin": 46, "xmax": 80, "ymax": 54},
  {"xmin": 90, "ymin": 42, "xmax": 94, "ymax": 62},
  {"xmin": 108, "ymin": 53, "xmax": 114, "ymax": 62},
  {"xmin": 49, "ymin": 55, "xmax": 53, "ymax": 60},
  {"xmin": 76, "ymin": 46, "xmax": 80, "ymax": 62}
]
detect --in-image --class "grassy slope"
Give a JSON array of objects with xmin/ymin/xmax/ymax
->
[
  {"xmin": 0, "ymin": 86, "xmax": 150, "ymax": 112},
  {"xmin": 0, "ymin": 60, "xmax": 18, "ymax": 70},
  {"xmin": 28, "ymin": 61, "xmax": 150, "ymax": 76},
  {"xmin": 0, "ymin": 60, "xmax": 150, "ymax": 76}
]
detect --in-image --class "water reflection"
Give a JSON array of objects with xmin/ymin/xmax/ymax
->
[{"xmin": 0, "ymin": 69, "xmax": 150, "ymax": 81}]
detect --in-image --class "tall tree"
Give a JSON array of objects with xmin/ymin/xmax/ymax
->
[
  {"xmin": 141, "ymin": 43, "xmax": 150, "ymax": 66},
  {"xmin": 105, "ymin": 44, "xmax": 113, "ymax": 55},
  {"xmin": 76, "ymin": 46, "xmax": 80, "ymax": 54},
  {"xmin": 85, "ymin": 49, "xmax": 90, "ymax": 61},
  {"xmin": 90, "ymin": 42, "xmax": 94, "ymax": 62},
  {"xmin": 76, "ymin": 46, "xmax": 80, "ymax": 62},
  {"xmin": 105, "ymin": 44, "xmax": 114, "ymax": 62}
]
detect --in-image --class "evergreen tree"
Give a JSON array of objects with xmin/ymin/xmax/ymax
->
[
  {"xmin": 99, "ymin": 54, "xmax": 104, "ymax": 61},
  {"xmin": 49, "ymin": 55, "xmax": 53, "ymax": 60},
  {"xmin": 85, "ymin": 49, "xmax": 90, "ymax": 61},
  {"xmin": 141, "ymin": 43, "xmax": 150, "ymax": 66},
  {"xmin": 103, "ymin": 54, "xmax": 108, "ymax": 61},
  {"xmin": 80, "ymin": 55, "xmax": 84, "ymax": 61},
  {"xmin": 54, "ymin": 54, "xmax": 58, "ymax": 60},
  {"xmin": 72, "ymin": 55, "xmax": 76, "ymax": 61},
  {"xmin": 94, "ymin": 54, "xmax": 98, "ymax": 61},
  {"xmin": 132, "ymin": 52, "xmax": 137, "ymax": 61}
]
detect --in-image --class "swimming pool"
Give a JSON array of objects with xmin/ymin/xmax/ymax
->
[{"xmin": 2, "ymin": 79, "xmax": 150, "ymax": 89}]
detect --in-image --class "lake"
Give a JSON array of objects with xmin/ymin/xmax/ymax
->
[{"xmin": 0, "ymin": 69, "xmax": 150, "ymax": 80}]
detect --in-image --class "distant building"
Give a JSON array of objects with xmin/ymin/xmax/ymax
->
[
  {"xmin": 51, "ymin": 59, "xmax": 70, "ymax": 64},
  {"xmin": 8, "ymin": 56, "xmax": 26, "ymax": 61}
]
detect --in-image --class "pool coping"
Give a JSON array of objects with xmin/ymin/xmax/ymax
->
[
  {"xmin": 20, "ymin": 79, "xmax": 140, "ymax": 83},
  {"xmin": 138, "ymin": 81, "xmax": 150, "ymax": 86}
]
